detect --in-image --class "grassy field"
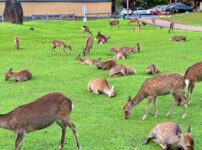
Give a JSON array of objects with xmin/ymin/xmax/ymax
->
[
  {"xmin": 167, "ymin": 13, "xmax": 202, "ymax": 26},
  {"xmin": 0, "ymin": 20, "xmax": 202, "ymax": 150}
]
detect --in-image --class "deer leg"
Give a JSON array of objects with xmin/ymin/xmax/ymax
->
[
  {"xmin": 143, "ymin": 136, "xmax": 155, "ymax": 145},
  {"xmin": 189, "ymin": 83, "xmax": 195, "ymax": 105},
  {"xmin": 52, "ymin": 47, "xmax": 56, "ymax": 55},
  {"xmin": 165, "ymin": 94, "xmax": 178, "ymax": 117},
  {"xmin": 57, "ymin": 120, "xmax": 67, "ymax": 150},
  {"xmin": 180, "ymin": 95, "xmax": 188, "ymax": 119},
  {"xmin": 153, "ymin": 98, "xmax": 158, "ymax": 117},
  {"xmin": 67, "ymin": 122, "xmax": 81, "ymax": 150},
  {"xmin": 15, "ymin": 131, "xmax": 26, "ymax": 150},
  {"xmin": 142, "ymin": 96, "xmax": 154, "ymax": 120}
]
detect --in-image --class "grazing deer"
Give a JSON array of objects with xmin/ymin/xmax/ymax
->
[
  {"xmin": 146, "ymin": 64, "xmax": 160, "ymax": 75},
  {"xmin": 144, "ymin": 122, "xmax": 194, "ymax": 150},
  {"xmin": 134, "ymin": 24, "xmax": 141, "ymax": 32},
  {"xmin": 141, "ymin": 21, "xmax": 147, "ymax": 26},
  {"xmin": 184, "ymin": 61, "xmax": 202, "ymax": 104},
  {"xmin": 112, "ymin": 47, "xmax": 128, "ymax": 59},
  {"xmin": 128, "ymin": 18, "xmax": 139, "ymax": 25},
  {"xmin": 96, "ymin": 31, "xmax": 110, "ymax": 44},
  {"xmin": 170, "ymin": 36, "xmax": 187, "ymax": 42},
  {"xmin": 109, "ymin": 20, "xmax": 119, "ymax": 29},
  {"xmin": 87, "ymin": 78, "xmax": 116, "ymax": 97},
  {"xmin": 5, "ymin": 68, "xmax": 32, "ymax": 82},
  {"xmin": 123, "ymin": 73, "xmax": 188, "ymax": 120},
  {"xmin": 0, "ymin": 92, "xmax": 81, "ymax": 150},
  {"xmin": 52, "ymin": 40, "xmax": 72, "ymax": 55},
  {"xmin": 109, "ymin": 65, "xmax": 136, "ymax": 77},
  {"xmin": 95, "ymin": 59, "xmax": 117, "ymax": 70},
  {"xmin": 169, "ymin": 22, "xmax": 174, "ymax": 33},
  {"xmin": 83, "ymin": 36, "xmax": 94, "ymax": 56},
  {"xmin": 82, "ymin": 25, "xmax": 92, "ymax": 36},
  {"xmin": 14, "ymin": 36, "xmax": 20, "ymax": 50},
  {"xmin": 75, "ymin": 54, "xmax": 101, "ymax": 65}
]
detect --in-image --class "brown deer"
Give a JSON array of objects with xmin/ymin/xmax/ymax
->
[
  {"xmin": 109, "ymin": 20, "xmax": 119, "ymax": 29},
  {"xmin": 112, "ymin": 47, "xmax": 128, "ymax": 59},
  {"xmin": 96, "ymin": 31, "xmax": 110, "ymax": 44},
  {"xmin": 0, "ymin": 92, "xmax": 81, "ymax": 150},
  {"xmin": 134, "ymin": 24, "xmax": 141, "ymax": 32},
  {"xmin": 82, "ymin": 25, "xmax": 92, "ymax": 36},
  {"xmin": 141, "ymin": 21, "xmax": 147, "ymax": 26},
  {"xmin": 123, "ymin": 73, "xmax": 188, "ymax": 120},
  {"xmin": 87, "ymin": 78, "xmax": 116, "ymax": 97},
  {"xmin": 170, "ymin": 36, "xmax": 187, "ymax": 42},
  {"xmin": 169, "ymin": 22, "xmax": 174, "ymax": 33},
  {"xmin": 119, "ymin": 43, "xmax": 140, "ymax": 54},
  {"xmin": 75, "ymin": 54, "xmax": 101, "ymax": 65},
  {"xmin": 14, "ymin": 36, "xmax": 20, "ymax": 50},
  {"xmin": 52, "ymin": 40, "xmax": 72, "ymax": 55},
  {"xmin": 184, "ymin": 61, "xmax": 202, "ymax": 104},
  {"xmin": 146, "ymin": 64, "xmax": 160, "ymax": 75},
  {"xmin": 109, "ymin": 65, "xmax": 136, "ymax": 77},
  {"xmin": 5, "ymin": 68, "xmax": 32, "ymax": 82},
  {"xmin": 128, "ymin": 18, "xmax": 139, "ymax": 25},
  {"xmin": 95, "ymin": 59, "xmax": 117, "ymax": 70},
  {"xmin": 83, "ymin": 36, "xmax": 94, "ymax": 56},
  {"xmin": 144, "ymin": 122, "xmax": 194, "ymax": 150},
  {"xmin": 151, "ymin": 18, "xmax": 156, "ymax": 25}
]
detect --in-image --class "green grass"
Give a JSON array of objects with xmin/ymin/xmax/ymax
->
[
  {"xmin": 0, "ymin": 20, "xmax": 202, "ymax": 150},
  {"xmin": 167, "ymin": 12, "xmax": 202, "ymax": 26}
]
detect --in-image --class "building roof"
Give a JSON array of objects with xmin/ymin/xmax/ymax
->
[{"xmin": 0, "ymin": 0, "xmax": 111, "ymax": 2}]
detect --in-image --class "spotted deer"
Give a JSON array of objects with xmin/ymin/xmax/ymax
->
[
  {"xmin": 83, "ymin": 36, "xmax": 94, "ymax": 56},
  {"xmin": 0, "ymin": 92, "xmax": 81, "ymax": 150},
  {"xmin": 96, "ymin": 31, "xmax": 110, "ymax": 44},
  {"xmin": 75, "ymin": 55, "xmax": 101, "ymax": 65},
  {"xmin": 146, "ymin": 64, "xmax": 160, "ymax": 75},
  {"xmin": 109, "ymin": 65, "xmax": 136, "ymax": 77},
  {"xmin": 95, "ymin": 59, "xmax": 117, "ymax": 70},
  {"xmin": 52, "ymin": 40, "xmax": 72, "ymax": 55}
]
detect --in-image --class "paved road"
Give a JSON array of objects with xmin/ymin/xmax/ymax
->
[{"xmin": 140, "ymin": 19, "xmax": 202, "ymax": 32}]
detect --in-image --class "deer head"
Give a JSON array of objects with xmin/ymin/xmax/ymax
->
[
  {"xmin": 5, "ymin": 68, "xmax": 13, "ymax": 81},
  {"xmin": 108, "ymin": 86, "xmax": 116, "ymax": 97},
  {"xmin": 123, "ymin": 96, "xmax": 133, "ymax": 119}
]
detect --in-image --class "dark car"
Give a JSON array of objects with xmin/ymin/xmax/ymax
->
[{"xmin": 164, "ymin": 3, "xmax": 193, "ymax": 14}]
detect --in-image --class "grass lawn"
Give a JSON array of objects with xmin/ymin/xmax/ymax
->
[
  {"xmin": 0, "ymin": 20, "xmax": 202, "ymax": 150},
  {"xmin": 167, "ymin": 12, "xmax": 202, "ymax": 26}
]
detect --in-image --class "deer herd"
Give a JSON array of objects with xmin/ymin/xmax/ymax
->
[{"xmin": 2, "ymin": 18, "xmax": 201, "ymax": 150}]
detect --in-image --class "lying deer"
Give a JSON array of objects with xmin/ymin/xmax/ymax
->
[
  {"xmin": 5, "ymin": 68, "xmax": 32, "ymax": 82},
  {"xmin": 0, "ymin": 92, "xmax": 81, "ymax": 150},
  {"xmin": 119, "ymin": 43, "xmax": 140, "ymax": 54},
  {"xmin": 134, "ymin": 24, "xmax": 141, "ymax": 32},
  {"xmin": 96, "ymin": 31, "xmax": 110, "ymax": 44},
  {"xmin": 109, "ymin": 65, "xmax": 136, "ymax": 77},
  {"xmin": 82, "ymin": 25, "xmax": 92, "ymax": 36},
  {"xmin": 112, "ymin": 47, "xmax": 128, "ymax": 59},
  {"xmin": 128, "ymin": 18, "xmax": 139, "ymax": 25},
  {"xmin": 95, "ymin": 59, "xmax": 117, "ymax": 70},
  {"xmin": 123, "ymin": 73, "xmax": 188, "ymax": 120},
  {"xmin": 170, "ymin": 36, "xmax": 187, "ymax": 42},
  {"xmin": 75, "ymin": 54, "xmax": 101, "ymax": 65},
  {"xmin": 144, "ymin": 122, "xmax": 194, "ymax": 150},
  {"xmin": 146, "ymin": 64, "xmax": 160, "ymax": 75},
  {"xmin": 87, "ymin": 78, "xmax": 116, "ymax": 97},
  {"xmin": 169, "ymin": 22, "xmax": 174, "ymax": 33},
  {"xmin": 52, "ymin": 40, "xmax": 72, "ymax": 55},
  {"xmin": 109, "ymin": 20, "xmax": 119, "ymax": 29},
  {"xmin": 14, "ymin": 36, "xmax": 20, "ymax": 50},
  {"xmin": 83, "ymin": 36, "xmax": 94, "ymax": 56},
  {"xmin": 184, "ymin": 61, "xmax": 202, "ymax": 104}
]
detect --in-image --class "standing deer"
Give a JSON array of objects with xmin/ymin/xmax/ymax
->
[
  {"xmin": 184, "ymin": 61, "xmax": 202, "ymax": 104},
  {"xmin": 87, "ymin": 78, "xmax": 116, "ymax": 97},
  {"xmin": 169, "ymin": 22, "xmax": 174, "ymax": 33},
  {"xmin": 82, "ymin": 25, "xmax": 92, "ymax": 36},
  {"xmin": 151, "ymin": 18, "xmax": 156, "ymax": 25},
  {"xmin": 5, "ymin": 68, "xmax": 32, "ymax": 82},
  {"xmin": 134, "ymin": 24, "xmax": 141, "ymax": 32},
  {"xmin": 96, "ymin": 31, "xmax": 110, "ymax": 44},
  {"xmin": 0, "ymin": 92, "xmax": 81, "ymax": 150},
  {"xmin": 146, "ymin": 64, "xmax": 160, "ymax": 75},
  {"xmin": 109, "ymin": 65, "xmax": 136, "ymax": 77},
  {"xmin": 14, "ymin": 36, "xmax": 20, "ymax": 50},
  {"xmin": 95, "ymin": 59, "xmax": 117, "ymax": 70},
  {"xmin": 128, "ymin": 18, "xmax": 139, "ymax": 25},
  {"xmin": 109, "ymin": 20, "xmax": 119, "ymax": 29},
  {"xmin": 83, "ymin": 36, "xmax": 94, "ymax": 56},
  {"xmin": 144, "ymin": 122, "xmax": 194, "ymax": 150},
  {"xmin": 123, "ymin": 73, "xmax": 188, "ymax": 120},
  {"xmin": 52, "ymin": 40, "xmax": 72, "ymax": 55},
  {"xmin": 75, "ymin": 55, "xmax": 101, "ymax": 65}
]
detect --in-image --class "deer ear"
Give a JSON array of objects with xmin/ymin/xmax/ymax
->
[
  {"xmin": 128, "ymin": 96, "xmax": 132, "ymax": 102},
  {"xmin": 9, "ymin": 68, "xmax": 13, "ymax": 72},
  {"xmin": 187, "ymin": 125, "xmax": 192, "ymax": 134},
  {"xmin": 176, "ymin": 124, "xmax": 183, "ymax": 138}
]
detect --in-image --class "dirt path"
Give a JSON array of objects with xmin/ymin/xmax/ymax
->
[{"xmin": 140, "ymin": 19, "xmax": 202, "ymax": 32}]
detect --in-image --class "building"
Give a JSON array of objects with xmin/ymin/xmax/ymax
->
[{"xmin": 0, "ymin": 0, "xmax": 112, "ymax": 16}]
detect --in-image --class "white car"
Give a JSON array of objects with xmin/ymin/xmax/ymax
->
[
  {"xmin": 133, "ymin": 7, "xmax": 151, "ymax": 15},
  {"xmin": 120, "ymin": 8, "xmax": 133, "ymax": 15}
]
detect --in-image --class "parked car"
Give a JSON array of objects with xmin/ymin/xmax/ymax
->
[
  {"xmin": 133, "ymin": 7, "xmax": 150, "ymax": 15},
  {"xmin": 120, "ymin": 8, "xmax": 133, "ymax": 15},
  {"xmin": 150, "ymin": 5, "xmax": 163, "ymax": 15},
  {"xmin": 164, "ymin": 3, "xmax": 193, "ymax": 14}
]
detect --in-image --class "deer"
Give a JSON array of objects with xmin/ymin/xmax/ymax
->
[
  {"xmin": 170, "ymin": 36, "xmax": 187, "ymax": 42},
  {"xmin": 184, "ymin": 61, "xmax": 202, "ymax": 104},
  {"xmin": 109, "ymin": 65, "xmax": 136, "ymax": 77},
  {"xmin": 128, "ymin": 18, "xmax": 139, "ymax": 25},
  {"xmin": 5, "ymin": 68, "xmax": 32, "ymax": 82},
  {"xmin": 82, "ymin": 25, "xmax": 92, "ymax": 36},
  {"xmin": 109, "ymin": 20, "xmax": 119, "ymax": 29},
  {"xmin": 112, "ymin": 47, "xmax": 128, "ymax": 59},
  {"xmin": 96, "ymin": 31, "xmax": 110, "ymax": 44},
  {"xmin": 52, "ymin": 40, "xmax": 72, "ymax": 55},
  {"xmin": 75, "ymin": 54, "xmax": 101, "ymax": 65},
  {"xmin": 169, "ymin": 22, "xmax": 174, "ymax": 33},
  {"xmin": 144, "ymin": 122, "xmax": 194, "ymax": 150},
  {"xmin": 87, "ymin": 78, "xmax": 116, "ymax": 97},
  {"xmin": 95, "ymin": 59, "xmax": 117, "ymax": 70},
  {"xmin": 0, "ymin": 92, "xmax": 81, "ymax": 150},
  {"xmin": 119, "ymin": 43, "xmax": 140, "ymax": 54},
  {"xmin": 146, "ymin": 64, "xmax": 160, "ymax": 75},
  {"xmin": 151, "ymin": 18, "xmax": 156, "ymax": 25},
  {"xmin": 123, "ymin": 73, "xmax": 188, "ymax": 120},
  {"xmin": 134, "ymin": 24, "xmax": 141, "ymax": 32},
  {"xmin": 14, "ymin": 36, "xmax": 20, "ymax": 50},
  {"xmin": 83, "ymin": 36, "xmax": 94, "ymax": 56}
]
